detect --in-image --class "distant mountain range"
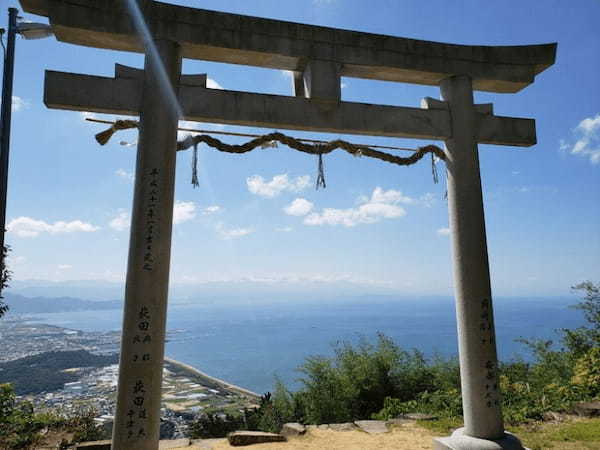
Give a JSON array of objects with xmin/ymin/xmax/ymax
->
[
  {"xmin": 5, "ymin": 277, "xmax": 399, "ymax": 303},
  {"xmin": 3, "ymin": 293, "xmax": 122, "ymax": 314}
]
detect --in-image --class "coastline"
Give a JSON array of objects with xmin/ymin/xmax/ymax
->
[{"xmin": 164, "ymin": 356, "xmax": 261, "ymax": 401}]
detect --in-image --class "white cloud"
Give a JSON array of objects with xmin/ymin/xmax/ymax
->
[
  {"xmin": 7, "ymin": 216, "xmax": 100, "ymax": 238},
  {"xmin": 177, "ymin": 119, "xmax": 225, "ymax": 140},
  {"xmin": 80, "ymin": 111, "xmax": 97, "ymax": 120},
  {"xmin": 202, "ymin": 205, "xmax": 222, "ymax": 215},
  {"xmin": 276, "ymin": 226, "xmax": 293, "ymax": 232},
  {"xmin": 437, "ymin": 227, "xmax": 451, "ymax": 236},
  {"xmin": 216, "ymin": 223, "xmax": 254, "ymax": 240},
  {"xmin": 207, "ymin": 78, "xmax": 223, "ymax": 90},
  {"xmin": 369, "ymin": 187, "xmax": 414, "ymax": 205},
  {"xmin": 418, "ymin": 193, "xmax": 436, "ymax": 208},
  {"xmin": 115, "ymin": 168, "xmax": 134, "ymax": 181},
  {"xmin": 12, "ymin": 96, "xmax": 29, "ymax": 112},
  {"xmin": 109, "ymin": 211, "xmax": 130, "ymax": 231},
  {"xmin": 303, "ymin": 187, "xmax": 410, "ymax": 227},
  {"xmin": 284, "ymin": 198, "xmax": 314, "ymax": 216},
  {"xmin": 247, "ymin": 174, "xmax": 310, "ymax": 198},
  {"xmin": 173, "ymin": 201, "xmax": 196, "ymax": 224},
  {"xmin": 57, "ymin": 264, "xmax": 73, "ymax": 270},
  {"xmin": 562, "ymin": 113, "xmax": 600, "ymax": 164}
]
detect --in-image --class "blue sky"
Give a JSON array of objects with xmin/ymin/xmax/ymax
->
[{"xmin": 1, "ymin": 0, "xmax": 598, "ymax": 298}]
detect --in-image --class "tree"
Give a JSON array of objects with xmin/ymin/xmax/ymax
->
[
  {"xmin": 562, "ymin": 281, "xmax": 600, "ymax": 357},
  {"xmin": 0, "ymin": 245, "xmax": 10, "ymax": 318}
]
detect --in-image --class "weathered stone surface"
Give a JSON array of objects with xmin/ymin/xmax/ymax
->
[
  {"xmin": 354, "ymin": 420, "xmax": 389, "ymax": 434},
  {"xmin": 110, "ymin": 38, "xmax": 182, "ymax": 450},
  {"xmin": 191, "ymin": 438, "xmax": 226, "ymax": 449},
  {"xmin": 75, "ymin": 441, "xmax": 111, "ymax": 450},
  {"xmin": 573, "ymin": 401, "xmax": 600, "ymax": 417},
  {"xmin": 159, "ymin": 439, "xmax": 190, "ymax": 449},
  {"xmin": 75, "ymin": 438, "xmax": 196, "ymax": 449},
  {"xmin": 281, "ymin": 422, "xmax": 306, "ymax": 436},
  {"xmin": 441, "ymin": 75, "xmax": 504, "ymax": 440},
  {"xmin": 386, "ymin": 418, "xmax": 411, "ymax": 427},
  {"xmin": 227, "ymin": 431, "xmax": 286, "ymax": 446},
  {"xmin": 434, "ymin": 428, "xmax": 526, "ymax": 450},
  {"xmin": 317, "ymin": 424, "xmax": 329, "ymax": 430},
  {"xmin": 403, "ymin": 413, "xmax": 438, "ymax": 421},
  {"xmin": 21, "ymin": 0, "xmax": 557, "ymax": 93},
  {"xmin": 44, "ymin": 69, "xmax": 538, "ymax": 148},
  {"xmin": 329, "ymin": 422, "xmax": 357, "ymax": 431}
]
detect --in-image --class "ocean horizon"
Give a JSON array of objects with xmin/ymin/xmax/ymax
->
[{"xmin": 17, "ymin": 295, "xmax": 585, "ymax": 395}]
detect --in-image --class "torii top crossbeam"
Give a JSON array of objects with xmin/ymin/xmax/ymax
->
[{"xmin": 22, "ymin": 0, "xmax": 554, "ymax": 93}]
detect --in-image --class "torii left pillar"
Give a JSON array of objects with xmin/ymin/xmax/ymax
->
[{"xmin": 112, "ymin": 39, "xmax": 181, "ymax": 449}]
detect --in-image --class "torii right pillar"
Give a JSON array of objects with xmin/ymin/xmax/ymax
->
[{"xmin": 434, "ymin": 75, "xmax": 525, "ymax": 450}]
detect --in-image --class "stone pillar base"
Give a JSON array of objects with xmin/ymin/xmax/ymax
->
[{"xmin": 433, "ymin": 428, "xmax": 529, "ymax": 450}]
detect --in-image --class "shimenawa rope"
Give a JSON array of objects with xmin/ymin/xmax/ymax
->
[{"xmin": 92, "ymin": 119, "xmax": 446, "ymax": 187}]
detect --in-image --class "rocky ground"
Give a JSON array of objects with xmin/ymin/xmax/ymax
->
[{"xmin": 63, "ymin": 417, "xmax": 600, "ymax": 450}]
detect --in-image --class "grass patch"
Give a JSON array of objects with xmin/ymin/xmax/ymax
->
[
  {"xmin": 510, "ymin": 418, "xmax": 600, "ymax": 450},
  {"xmin": 416, "ymin": 417, "xmax": 463, "ymax": 434},
  {"xmin": 548, "ymin": 419, "xmax": 600, "ymax": 442},
  {"xmin": 416, "ymin": 417, "xmax": 600, "ymax": 449}
]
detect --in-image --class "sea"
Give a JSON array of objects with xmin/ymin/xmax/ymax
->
[{"xmin": 21, "ymin": 296, "xmax": 585, "ymax": 395}]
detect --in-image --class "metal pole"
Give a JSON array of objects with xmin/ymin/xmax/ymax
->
[{"xmin": 0, "ymin": 7, "xmax": 18, "ymax": 266}]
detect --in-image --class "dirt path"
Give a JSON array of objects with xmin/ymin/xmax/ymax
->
[{"xmin": 206, "ymin": 423, "xmax": 439, "ymax": 450}]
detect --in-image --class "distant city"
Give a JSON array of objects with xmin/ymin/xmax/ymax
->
[{"xmin": 0, "ymin": 315, "xmax": 258, "ymax": 439}]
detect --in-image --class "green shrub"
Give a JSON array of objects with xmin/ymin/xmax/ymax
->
[
  {"xmin": 189, "ymin": 412, "xmax": 245, "ymax": 438},
  {"xmin": 373, "ymin": 388, "xmax": 462, "ymax": 421},
  {"xmin": 0, "ymin": 383, "xmax": 107, "ymax": 449},
  {"xmin": 0, "ymin": 383, "xmax": 50, "ymax": 449},
  {"xmin": 271, "ymin": 282, "xmax": 600, "ymax": 428},
  {"xmin": 571, "ymin": 346, "xmax": 600, "ymax": 397},
  {"xmin": 292, "ymin": 333, "xmax": 459, "ymax": 424},
  {"xmin": 0, "ymin": 245, "xmax": 10, "ymax": 319},
  {"xmin": 372, "ymin": 396, "xmax": 415, "ymax": 420}
]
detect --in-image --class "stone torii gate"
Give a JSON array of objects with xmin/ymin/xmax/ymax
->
[{"xmin": 20, "ymin": 1, "xmax": 555, "ymax": 449}]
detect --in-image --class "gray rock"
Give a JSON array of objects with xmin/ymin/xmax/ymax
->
[
  {"xmin": 386, "ymin": 418, "xmax": 411, "ymax": 427},
  {"xmin": 329, "ymin": 422, "xmax": 357, "ymax": 431},
  {"xmin": 75, "ymin": 441, "xmax": 111, "ymax": 450},
  {"xmin": 191, "ymin": 438, "xmax": 226, "ymax": 449},
  {"xmin": 573, "ymin": 401, "xmax": 600, "ymax": 417},
  {"xmin": 227, "ymin": 431, "xmax": 286, "ymax": 446},
  {"xmin": 317, "ymin": 424, "xmax": 329, "ymax": 430},
  {"xmin": 281, "ymin": 422, "xmax": 306, "ymax": 436},
  {"xmin": 403, "ymin": 412, "xmax": 438, "ymax": 421},
  {"xmin": 354, "ymin": 420, "xmax": 389, "ymax": 434},
  {"xmin": 159, "ymin": 439, "xmax": 190, "ymax": 449}
]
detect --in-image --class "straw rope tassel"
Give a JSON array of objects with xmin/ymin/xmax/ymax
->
[
  {"xmin": 191, "ymin": 142, "xmax": 200, "ymax": 188},
  {"xmin": 431, "ymin": 152, "xmax": 439, "ymax": 184},
  {"xmin": 94, "ymin": 120, "xmax": 138, "ymax": 145},
  {"xmin": 316, "ymin": 153, "xmax": 326, "ymax": 190}
]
